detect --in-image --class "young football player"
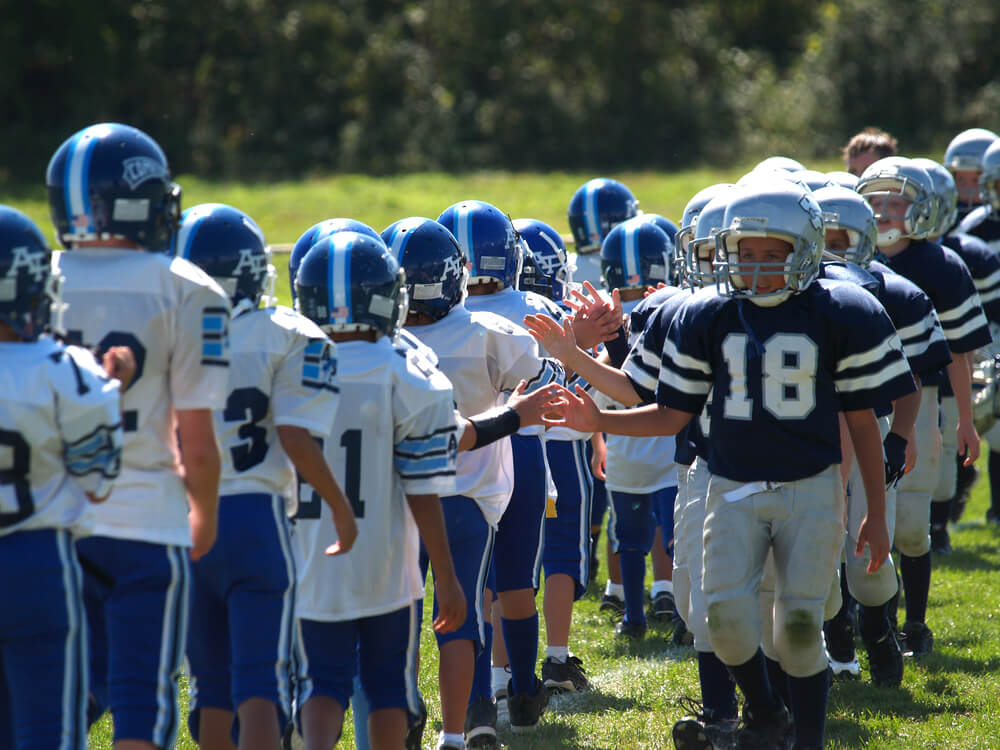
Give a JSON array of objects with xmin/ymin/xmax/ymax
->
[
  {"xmin": 567, "ymin": 178, "xmax": 640, "ymax": 285},
  {"xmin": 46, "ymin": 123, "xmax": 232, "ymax": 749},
  {"xmin": 387, "ymin": 215, "xmax": 566, "ymax": 748},
  {"xmin": 173, "ymin": 204, "xmax": 356, "ymax": 750},
  {"xmin": 531, "ymin": 179, "xmax": 914, "ymax": 749},
  {"xmin": 290, "ymin": 231, "xmax": 464, "ymax": 750},
  {"xmin": 0, "ymin": 206, "xmax": 125, "ymax": 750},
  {"xmin": 857, "ymin": 157, "xmax": 991, "ymax": 656},
  {"xmin": 944, "ymin": 128, "xmax": 999, "ymax": 223},
  {"xmin": 842, "ymin": 127, "xmax": 898, "ymax": 177}
]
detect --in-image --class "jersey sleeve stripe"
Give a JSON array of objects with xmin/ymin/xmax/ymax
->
[
  {"xmin": 657, "ymin": 366, "xmax": 712, "ymax": 396},
  {"xmin": 396, "ymin": 433, "xmax": 453, "ymax": 456},
  {"xmin": 623, "ymin": 360, "xmax": 659, "ymax": 400},
  {"xmin": 663, "ymin": 338, "xmax": 711, "ymax": 374},
  {"xmin": 835, "ymin": 334, "xmax": 903, "ymax": 372},
  {"xmin": 974, "ymin": 266, "xmax": 1000, "ymax": 290},
  {"xmin": 894, "ymin": 312, "xmax": 939, "ymax": 343},
  {"xmin": 935, "ymin": 295, "xmax": 982, "ymax": 323},
  {"xmin": 395, "ymin": 454, "xmax": 454, "ymax": 475},
  {"xmin": 835, "ymin": 357, "xmax": 911, "ymax": 392},
  {"xmin": 942, "ymin": 311, "xmax": 990, "ymax": 344},
  {"xmin": 522, "ymin": 358, "xmax": 565, "ymax": 392}
]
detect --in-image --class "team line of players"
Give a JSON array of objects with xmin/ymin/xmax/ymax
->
[{"xmin": 3, "ymin": 122, "xmax": 1000, "ymax": 750}]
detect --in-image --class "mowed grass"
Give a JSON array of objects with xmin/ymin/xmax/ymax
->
[{"xmin": 4, "ymin": 168, "xmax": 1000, "ymax": 748}]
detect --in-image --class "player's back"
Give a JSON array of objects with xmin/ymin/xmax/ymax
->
[
  {"xmin": 216, "ymin": 305, "xmax": 337, "ymax": 502},
  {"xmin": 0, "ymin": 338, "xmax": 122, "ymax": 537},
  {"xmin": 53, "ymin": 248, "xmax": 230, "ymax": 545},
  {"xmin": 957, "ymin": 205, "xmax": 1000, "ymax": 253},
  {"xmin": 293, "ymin": 336, "xmax": 457, "ymax": 621}
]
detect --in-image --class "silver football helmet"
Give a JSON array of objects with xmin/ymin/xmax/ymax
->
[
  {"xmin": 943, "ymin": 128, "xmax": 999, "ymax": 172},
  {"xmin": 825, "ymin": 171, "xmax": 859, "ymax": 190},
  {"xmin": 754, "ymin": 155, "xmax": 807, "ymax": 173},
  {"xmin": 812, "ymin": 186, "xmax": 878, "ymax": 268},
  {"xmin": 686, "ymin": 191, "xmax": 735, "ymax": 288},
  {"xmin": 715, "ymin": 179, "xmax": 825, "ymax": 307},
  {"xmin": 911, "ymin": 158, "xmax": 959, "ymax": 237},
  {"xmin": 677, "ymin": 183, "xmax": 735, "ymax": 284},
  {"xmin": 856, "ymin": 157, "xmax": 936, "ymax": 245},
  {"xmin": 979, "ymin": 139, "xmax": 1000, "ymax": 212}
]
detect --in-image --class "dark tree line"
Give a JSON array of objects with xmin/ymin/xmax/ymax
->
[{"xmin": 3, "ymin": 0, "xmax": 999, "ymax": 182}]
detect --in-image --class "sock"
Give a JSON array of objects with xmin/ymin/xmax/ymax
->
[
  {"xmin": 788, "ymin": 670, "xmax": 830, "ymax": 748},
  {"xmin": 900, "ymin": 552, "xmax": 931, "ymax": 624},
  {"xmin": 859, "ymin": 602, "xmax": 891, "ymax": 644},
  {"xmin": 698, "ymin": 650, "xmax": 737, "ymax": 720},
  {"xmin": 471, "ymin": 621, "xmax": 493, "ymax": 701},
  {"xmin": 604, "ymin": 581, "xmax": 624, "ymax": 599},
  {"xmin": 727, "ymin": 648, "xmax": 778, "ymax": 718},
  {"xmin": 764, "ymin": 656, "xmax": 791, "ymax": 713},
  {"xmin": 501, "ymin": 614, "xmax": 539, "ymax": 696},
  {"xmin": 619, "ymin": 550, "xmax": 647, "ymax": 625},
  {"xmin": 650, "ymin": 579, "xmax": 673, "ymax": 597},
  {"xmin": 440, "ymin": 731, "xmax": 465, "ymax": 749},
  {"xmin": 989, "ymin": 451, "xmax": 1000, "ymax": 512},
  {"xmin": 930, "ymin": 499, "xmax": 951, "ymax": 528},
  {"xmin": 492, "ymin": 665, "xmax": 510, "ymax": 698},
  {"xmin": 545, "ymin": 645, "xmax": 569, "ymax": 663}
]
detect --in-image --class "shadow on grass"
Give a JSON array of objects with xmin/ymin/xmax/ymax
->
[
  {"xmin": 830, "ymin": 676, "xmax": 977, "ymax": 721},
  {"xmin": 932, "ymin": 542, "xmax": 1000, "ymax": 573},
  {"xmin": 826, "ymin": 715, "xmax": 874, "ymax": 748},
  {"xmin": 547, "ymin": 685, "xmax": 649, "ymax": 716}
]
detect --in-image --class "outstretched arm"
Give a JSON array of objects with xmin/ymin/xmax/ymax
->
[{"xmin": 543, "ymin": 384, "xmax": 693, "ymax": 437}]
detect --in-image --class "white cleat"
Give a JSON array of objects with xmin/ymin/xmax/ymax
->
[{"xmin": 827, "ymin": 652, "xmax": 861, "ymax": 678}]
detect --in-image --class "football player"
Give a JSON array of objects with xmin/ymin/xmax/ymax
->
[
  {"xmin": 857, "ymin": 157, "xmax": 991, "ymax": 657},
  {"xmin": 567, "ymin": 178, "xmax": 640, "ymax": 285},
  {"xmin": 390, "ymin": 212, "xmax": 566, "ymax": 748},
  {"xmin": 173, "ymin": 204, "xmax": 355, "ymax": 750},
  {"xmin": 290, "ymin": 231, "xmax": 463, "ymax": 750},
  {"xmin": 46, "ymin": 123, "xmax": 232, "ymax": 749},
  {"xmin": 0, "ymin": 206, "xmax": 125, "ymax": 750},
  {"xmin": 841, "ymin": 128, "xmax": 898, "ymax": 177},
  {"xmin": 533, "ymin": 178, "xmax": 914, "ymax": 750},
  {"xmin": 944, "ymin": 128, "xmax": 999, "ymax": 223}
]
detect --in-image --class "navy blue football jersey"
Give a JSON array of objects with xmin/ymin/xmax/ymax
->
[
  {"xmin": 940, "ymin": 232, "xmax": 1000, "ymax": 324},
  {"xmin": 881, "ymin": 240, "xmax": 991, "ymax": 355},
  {"xmin": 656, "ymin": 281, "xmax": 915, "ymax": 482},
  {"xmin": 957, "ymin": 206, "xmax": 1000, "ymax": 255},
  {"xmin": 622, "ymin": 286, "xmax": 705, "ymax": 466}
]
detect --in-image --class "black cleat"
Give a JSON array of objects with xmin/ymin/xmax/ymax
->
[
  {"xmin": 542, "ymin": 654, "xmax": 589, "ymax": 694},
  {"xmin": 672, "ymin": 698, "xmax": 738, "ymax": 750},
  {"xmin": 864, "ymin": 629, "xmax": 903, "ymax": 687},
  {"xmin": 824, "ymin": 616, "xmax": 860, "ymax": 678},
  {"xmin": 615, "ymin": 618, "xmax": 648, "ymax": 640},
  {"xmin": 650, "ymin": 590, "xmax": 677, "ymax": 621},
  {"xmin": 599, "ymin": 591, "xmax": 626, "ymax": 615},
  {"xmin": 900, "ymin": 621, "xmax": 934, "ymax": 658},
  {"xmin": 930, "ymin": 524, "xmax": 952, "ymax": 555},
  {"xmin": 406, "ymin": 692, "xmax": 428, "ymax": 750},
  {"xmin": 672, "ymin": 617, "xmax": 695, "ymax": 647},
  {"xmin": 733, "ymin": 703, "xmax": 793, "ymax": 750},
  {"xmin": 987, "ymin": 507, "xmax": 1000, "ymax": 526},
  {"xmin": 508, "ymin": 677, "xmax": 548, "ymax": 733},
  {"xmin": 464, "ymin": 696, "xmax": 497, "ymax": 748}
]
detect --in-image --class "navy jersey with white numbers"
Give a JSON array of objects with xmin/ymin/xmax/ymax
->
[
  {"xmin": 881, "ymin": 240, "xmax": 991, "ymax": 355},
  {"xmin": 940, "ymin": 232, "xmax": 1000, "ymax": 324},
  {"xmin": 656, "ymin": 281, "xmax": 915, "ymax": 482},
  {"xmin": 957, "ymin": 206, "xmax": 1000, "ymax": 255}
]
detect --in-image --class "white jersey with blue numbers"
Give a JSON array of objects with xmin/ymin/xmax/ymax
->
[
  {"xmin": 214, "ymin": 306, "xmax": 339, "ymax": 509},
  {"xmin": 656, "ymin": 281, "xmax": 916, "ymax": 482},
  {"xmin": 0, "ymin": 338, "xmax": 123, "ymax": 538},
  {"xmin": 596, "ymin": 295, "xmax": 680, "ymax": 493},
  {"xmin": 292, "ymin": 336, "xmax": 458, "ymax": 621},
  {"xmin": 407, "ymin": 302, "xmax": 564, "ymax": 527},
  {"xmin": 53, "ymin": 248, "xmax": 231, "ymax": 546}
]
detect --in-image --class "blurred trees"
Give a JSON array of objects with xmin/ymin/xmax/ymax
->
[{"xmin": 3, "ymin": 0, "xmax": 998, "ymax": 182}]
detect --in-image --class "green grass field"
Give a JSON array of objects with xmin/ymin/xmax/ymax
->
[{"xmin": 5, "ymin": 167, "xmax": 1000, "ymax": 749}]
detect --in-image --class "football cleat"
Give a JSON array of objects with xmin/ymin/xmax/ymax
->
[
  {"xmin": 542, "ymin": 655, "xmax": 589, "ymax": 694},
  {"xmin": 599, "ymin": 591, "xmax": 626, "ymax": 616},
  {"xmin": 900, "ymin": 621, "xmax": 934, "ymax": 658},
  {"xmin": 47, "ymin": 123, "xmax": 181, "ymax": 252},
  {"xmin": 733, "ymin": 703, "xmax": 793, "ymax": 750},
  {"xmin": 508, "ymin": 677, "xmax": 548, "ymax": 734},
  {"xmin": 864, "ymin": 628, "xmax": 904, "ymax": 687},
  {"xmin": 464, "ymin": 696, "xmax": 498, "ymax": 749},
  {"xmin": 615, "ymin": 618, "xmax": 648, "ymax": 640}
]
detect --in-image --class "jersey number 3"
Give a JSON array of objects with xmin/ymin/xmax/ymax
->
[
  {"xmin": 0, "ymin": 430, "xmax": 32, "ymax": 528},
  {"xmin": 721, "ymin": 333, "xmax": 818, "ymax": 420}
]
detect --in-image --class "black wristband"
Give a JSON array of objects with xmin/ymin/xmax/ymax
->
[
  {"xmin": 469, "ymin": 407, "xmax": 522, "ymax": 450},
  {"xmin": 604, "ymin": 325, "xmax": 629, "ymax": 369}
]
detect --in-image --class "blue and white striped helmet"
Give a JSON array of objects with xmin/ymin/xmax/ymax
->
[
  {"xmin": 513, "ymin": 218, "xmax": 573, "ymax": 301},
  {"xmin": 288, "ymin": 218, "xmax": 381, "ymax": 303},
  {"xmin": 382, "ymin": 217, "xmax": 466, "ymax": 320},
  {"xmin": 599, "ymin": 216, "xmax": 672, "ymax": 291},
  {"xmin": 567, "ymin": 178, "xmax": 639, "ymax": 254},
  {"xmin": 437, "ymin": 200, "xmax": 520, "ymax": 290}
]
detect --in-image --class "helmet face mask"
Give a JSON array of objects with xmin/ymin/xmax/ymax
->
[
  {"xmin": 716, "ymin": 183, "xmax": 825, "ymax": 307},
  {"xmin": 46, "ymin": 123, "xmax": 182, "ymax": 252},
  {"xmin": 812, "ymin": 186, "xmax": 878, "ymax": 267},
  {"xmin": 686, "ymin": 196, "xmax": 731, "ymax": 288},
  {"xmin": 856, "ymin": 158, "xmax": 936, "ymax": 244},
  {"xmin": 911, "ymin": 158, "xmax": 959, "ymax": 236},
  {"xmin": 515, "ymin": 218, "xmax": 574, "ymax": 302}
]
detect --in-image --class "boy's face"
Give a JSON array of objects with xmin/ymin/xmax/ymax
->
[
  {"xmin": 865, "ymin": 193, "xmax": 909, "ymax": 235},
  {"xmin": 736, "ymin": 236, "xmax": 793, "ymax": 295},
  {"xmin": 847, "ymin": 149, "xmax": 882, "ymax": 177},
  {"xmin": 824, "ymin": 228, "xmax": 851, "ymax": 256},
  {"xmin": 952, "ymin": 169, "xmax": 982, "ymax": 205}
]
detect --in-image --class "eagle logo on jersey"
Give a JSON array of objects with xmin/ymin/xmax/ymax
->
[
  {"xmin": 122, "ymin": 156, "xmax": 168, "ymax": 190},
  {"xmin": 6, "ymin": 245, "xmax": 48, "ymax": 283},
  {"xmin": 232, "ymin": 247, "xmax": 268, "ymax": 283}
]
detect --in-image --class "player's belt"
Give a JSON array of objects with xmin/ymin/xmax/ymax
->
[{"xmin": 723, "ymin": 481, "xmax": 785, "ymax": 503}]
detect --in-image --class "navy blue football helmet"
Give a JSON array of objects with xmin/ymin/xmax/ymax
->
[
  {"xmin": 173, "ymin": 203, "xmax": 275, "ymax": 313},
  {"xmin": 513, "ymin": 218, "xmax": 573, "ymax": 302},
  {"xmin": 639, "ymin": 213, "xmax": 679, "ymax": 243},
  {"xmin": 288, "ymin": 218, "xmax": 381, "ymax": 303},
  {"xmin": 0, "ymin": 206, "xmax": 56, "ymax": 341},
  {"xmin": 517, "ymin": 244, "xmax": 554, "ymax": 298},
  {"xmin": 599, "ymin": 216, "xmax": 672, "ymax": 291},
  {"xmin": 382, "ymin": 217, "xmax": 466, "ymax": 320},
  {"xmin": 568, "ymin": 178, "xmax": 639, "ymax": 253},
  {"xmin": 437, "ymin": 200, "xmax": 520, "ymax": 289},
  {"xmin": 295, "ymin": 232, "xmax": 407, "ymax": 338},
  {"xmin": 46, "ymin": 123, "xmax": 181, "ymax": 252}
]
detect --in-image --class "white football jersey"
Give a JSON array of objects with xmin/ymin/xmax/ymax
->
[
  {"xmin": 0, "ymin": 338, "xmax": 123, "ymax": 537},
  {"xmin": 214, "ymin": 306, "xmax": 339, "ymax": 509},
  {"xmin": 407, "ymin": 302, "xmax": 562, "ymax": 527},
  {"xmin": 597, "ymin": 298, "xmax": 678, "ymax": 493},
  {"xmin": 53, "ymin": 248, "xmax": 231, "ymax": 546},
  {"xmin": 292, "ymin": 336, "xmax": 458, "ymax": 621}
]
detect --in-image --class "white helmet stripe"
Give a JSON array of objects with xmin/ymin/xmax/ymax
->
[
  {"xmin": 623, "ymin": 222, "xmax": 640, "ymax": 281},
  {"xmin": 330, "ymin": 233, "xmax": 353, "ymax": 323},
  {"xmin": 584, "ymin": 179, "xmax": 606, "ymax": 242},
  {"xmin": 65, "ymin": 124, "xmax": 109, "ymax": 236},
  {"xmin": 456, "ymin": 203, "xmax": 476, "ymax": 269}
]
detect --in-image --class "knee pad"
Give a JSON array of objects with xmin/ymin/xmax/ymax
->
[
  {"xmin": 844, "ymin": 554, "xmax": 897, "ymax": 607},
  {"xmin": 894, "ymin": 490, "xmax": 931, "ymax": 557},
  {"xmin": 772, "ymin": 600, "xmax": 827, "ymax": 678},
  {"xmin": 706, "ymin": 596, "xmax": 760, "ymax": 667},
  {"xmin": 823, "ymin": 567, "xmax": 843, "ymax": 622},
  {"xmin": 688, "ymin": 574, "xmax": 713, "ymax": 652},
  {"xmin": 673, "ymin": 564, "xmax": 691, "ymax": 625}
]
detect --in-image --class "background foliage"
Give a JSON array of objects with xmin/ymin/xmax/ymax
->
[{"xmin": 5, "ymin": 0, "xmax": 1000, "ymax": 183}]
